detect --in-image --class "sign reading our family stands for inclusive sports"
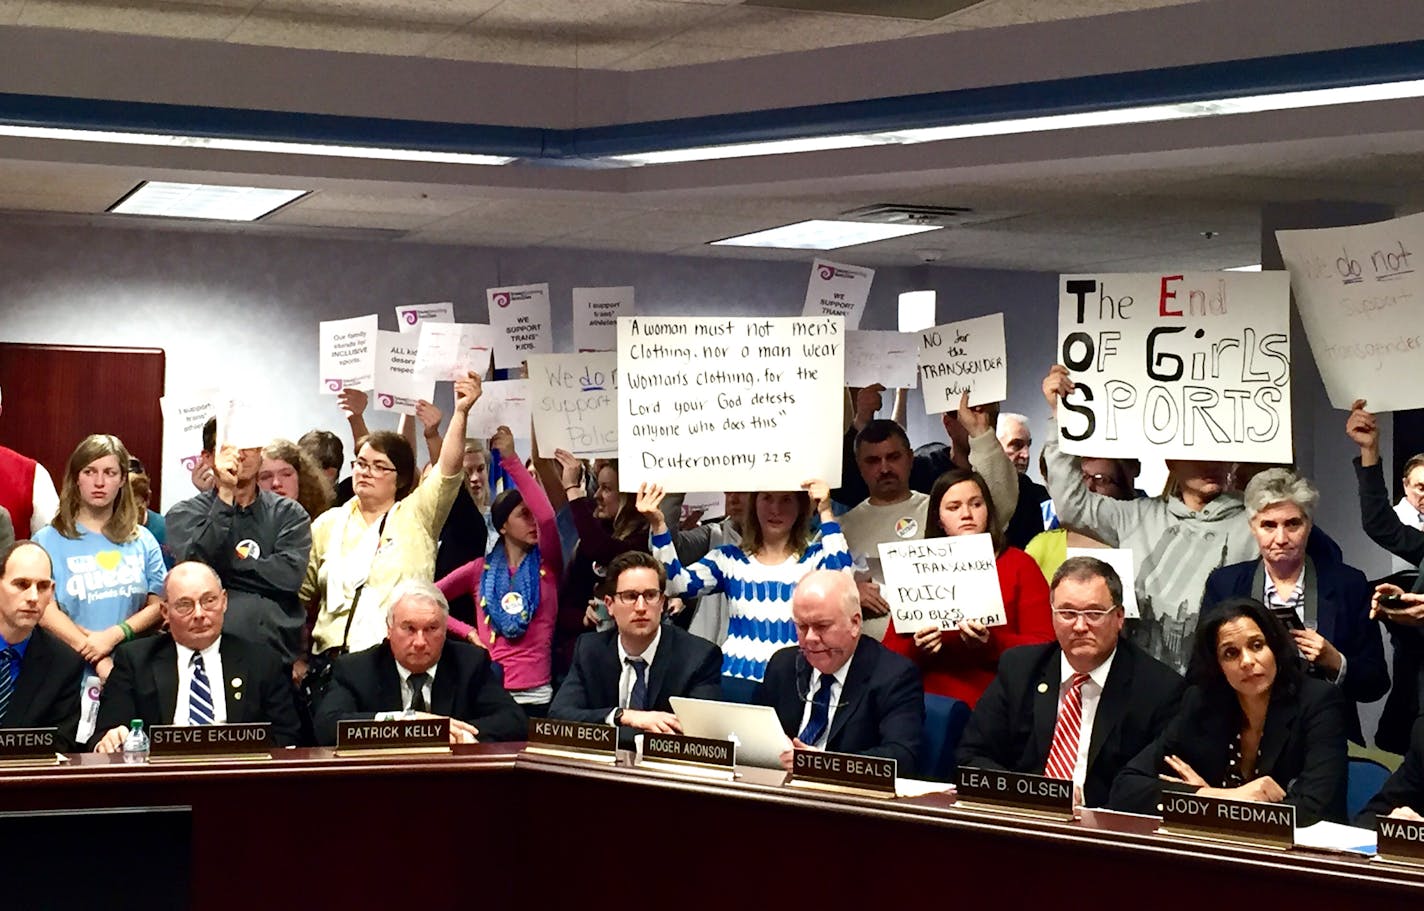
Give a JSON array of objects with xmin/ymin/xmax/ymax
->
[
  {"xmin": 877, "ymin": 534, "xmax": 1005, "ymax": 633},
  {"xmin": 466, "ymin": 379, "xmax": 532, "ymax": 438},
  {"xmin": 1056, "ymin": 272, "xmax": 1292, "ymax": 463},
  {"xmin": 617, "ymin": 315, "xmax": 844, "ymax": 492},
  {"xmin": 487, "ymin": 283, "xmax": 552, "ymax": 367},
  {"xmin": 414, "ymin": 323, "xmax": 495, "ymax": 382},
  {"xmin": 374, "ymin": 330, "xmax": 434, "ymax": 416},
  {"xmin": 916, "ymin": 313, "xmax": 1007, "ymax": 411},
  {"xmin": 318, "ymin": 314, "xmax": 378, "ymax": 394},
  {"xmin": 803, "ymin": 259, "xmax": 873, "ymax": 329},
  {"xmin": 845, "ymin": 330, "xmax": 919, "ymax": 389},
  {"xmin": 395, "ymin": 301, "xmax": 455, "ymax": 334},
  {"xmin": 1276, "ymin": 212, "xmax": 1424, "ymax": 412},
  {"xmin": 528, "ymin": 352, "xmax": 617, "ymax": 457},
  {"xmin": 572, "ymin": 286, "xmax": 634, "ymax": 353}
]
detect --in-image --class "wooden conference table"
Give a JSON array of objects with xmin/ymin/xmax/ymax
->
[{"xmin": 4, "ymin": 745, "xmax": 1423, "ymax": 910}]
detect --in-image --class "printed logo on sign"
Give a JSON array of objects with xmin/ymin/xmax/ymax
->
[
  {"xmin": 402, "ymin": 311, "xmax": 418, "ymax": 325},
  {"xmin": 895, "ymin": 517, "xmax": 918, "ymax": 538},
  {"xmin": 324, "ymin": 378, "xmax": 344, "ymax": 392},
  {"xmin": 819, "ymin": 265, "xmax": 836, "ymax": 280},
  {"xmin": 181, "ymin": 454, "xmax": 202, "ymax": 471},
  {"xmin": 235, "ymin": 539, "xmax": 261, "ymax": 560},
  {"xmin": 378, "ymin": 394, "xmax": 395, "ymax": 408},
  {"xmin": 494, "ymin": 292, "xmax": 511, "ymax": 308}
]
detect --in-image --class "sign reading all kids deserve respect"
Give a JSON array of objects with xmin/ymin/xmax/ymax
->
[
  {"xmin": 1276, "ymin": 212, "xmax": 1424, "ymax": 412},
  {"xmin": 318, "ymin": 314, "xmax": 378, "ymax": 393},
  {"xmin": 617, "ymin": 316, "xmax": 844, "ymax": 492},
  {"xmin": 1056, "ymin": 272, "xmax": 1292, "ymax": 463},
  {"xmin": 374, "ymin": 330, "xmax": 434, "ymax": 416},
  {"xmin": 488, "ymin": 283, "xmax": 552, "ymax": 367},
  {"xmin": 528, "ymin": 352, "xmax": 617, "ymax": 457},
  {"xmin": 802, "ymin": 259, "xmax": 873, "ymax": 329},
  {"xmin": 916, "ymin": 313, "xmax": 1006, "ymax": 410},
  {"xmin": 878, "ymin": 534, "xmax": 1005, "ymax": 633}
]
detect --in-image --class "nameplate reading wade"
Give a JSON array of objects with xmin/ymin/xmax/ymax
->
[
  {"xmin": 0, "ymin": 727, "xmax": 59, "ymax": 764},
  {"xmin": 1377, "ymin": 817, "xmax": 1424, "ymax": 865},
  {"xmin": 640, "ymin": 733, "xmax": 736, "ymax": 779},
  {"xmin": 336, "ymin": 718, "xmax": 450, "ymax": 755},
  {"xmin": 527, "ymin": 718, "xmax": 617, "ymax": 762},
  {"xmin": 955, "ymin": 767, "xmax": 1073, "ymax": 816},
  {"xmin": 1160, "ymin": 791, "xmax": 1295, "ymax": 849},
  {"xmin": 150, "ymin": 723, "xmax": 273, "ymax": 761},
  {"xmin": 791, "ymin": 749, "xmax": 896, "ymax": 797}
]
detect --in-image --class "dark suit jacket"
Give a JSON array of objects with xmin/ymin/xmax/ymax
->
[
  {"xmin": 1203, "ymin": 558, "xmax": 1388, "ymax": 744},
  {"xmin": 1006, "ymin": 476, "xmax": 1050, "ymax": 551},
  {"xmin": 3, "ymin": 626, "xmax": 85, "ymax": 751},
  {"xmin": 549, "ymin": 625, "xmax": 721, "ymax": 748},
  {"xmin": 756, "ymin": 636, "xmax": 923, "ymax": 774},
  {"xmin": 1108, "ymin": 677, "xmax": 1350, "ymax": 825},
  {"xmin": 314, "ymin": 640, "xmax": 526, "ymax": 746},
  {"xmin": 956, "ymin": 639, "xmax": 1183, "ymax": 808},
  {"xmin": 91, "ymin": 633, "xmax": 302, "ymax": 749},
  {"xmin": 1359, "ymin": 716, "xmax": 1424, "ymax": 827}
]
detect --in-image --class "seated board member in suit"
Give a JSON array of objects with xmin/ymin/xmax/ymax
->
[
  {"xmin": 757, "ymin": 569, "xmax": 923, "ymax": 773},
  {"xmin": 315, "ymin": 579, "xmax": 526, "ymax": 745},
  {"xmin": 1358, "ymin": 717, "xmax": 1424, "ymax": 827},
  {"xmin": 1109, "ymin": 597, "xmax": 1349, "ymax": 826},
  {"xmin": 0, "ymin": 541, "xmax": 85, "ymax": 750},
  {"xmin": 550, "ymin": 551, "xmax": 722, "ymax": 748},
  {"xmin": 91, "ymin": 561, "xmax": 302, "ymax": 751},
  {"xmin": 957, "ymin": 556, "xmax": 1183, "ymax": 808}
]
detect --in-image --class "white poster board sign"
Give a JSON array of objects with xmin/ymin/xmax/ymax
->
[
  {"xmin": 374, "ymin": 330, "xmax": 434, "ymax": 416},
  {"xmin": 573, "ymin": 286, "xmax": 633, "ymax": 353},
  {"xmin": 879, "ymin": 534, "xmax": 1005, "ymax": 632},
  {"xmin": 487, "ymin": 282, "xmax": 552, "ymax": 367},
  {"xmin": 414, "ymin": 323, "xmax": 495, "ymax": 381},
  {"xmin": 845, "ymin": 330, "xmax": 918, "ymax": 389},
  {"xmin": 1276, "ymin": 213, "xmax": 1424, "ymax": 411},
  {"xmin": 1064, "ymin": 547, "xmax": 1140, "ymax": 619},
  {"xmin": 528, "ymin": 352, "xmax": 618, "ymax": 457},
  {"xmin": 318, "ymin": 314, "xmax": 378, "ymax": 393},
  {"xmin": 802, "ymin": 258, "xmax": 873, "ymax": 329},
  {"xmin": 395, "ymin": 301, "xmax": 455, "ymax": 334},
  {"xmin": 617, "ymin": 315, "xmax": 844, "ymax": 492},
  {"xmin": 159, "ymin": 390, "xmax": 218, "ymax": 478},
  {"xmin": 467, "ymin": 379, "xmax": 532, "ymax": 438},
  {"xmin": 916, "ymin": 312, "xmax": 1006, "ymax": 411},
  {"xmin": 215, "ymin": 397, "xmax": 269, "ymax": 450},
  {"xmin": 1056, "ymin": 272, "xmax": 1292, "ymax": 462},
  {"xmin": 680, "ymin": 492, "xmax": 727, "ymax": 525}
]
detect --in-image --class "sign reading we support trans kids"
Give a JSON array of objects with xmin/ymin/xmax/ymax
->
[
  {"xmin": 487, "ymin": 283, "xmax": 552, "ymax": 367},
  {"xmin": 802, "ymin": 259, "xmax": 873, "ymax": 329},
  {"xmin": 617, "ymin": 316, "xmax": 844, "ymax": 492},
  {"xmin": 1056, "ymin": 272, "xmax": 1292, "ymax": 463}
]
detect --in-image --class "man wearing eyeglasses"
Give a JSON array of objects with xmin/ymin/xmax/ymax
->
[
  {"xmin": 90, "ymin": 561, "xmax": 302, "ymax": 751},
  {"xmin": 0, "ymin": 541, "xmax": 85, "ymax": 749},
  {"xmin": 957, "ymin": 556, "xmax": 1182, "ymax": 807},
  {"xmin": 550, "ymin": 551, "xmax": 721, "ymax": 748}
]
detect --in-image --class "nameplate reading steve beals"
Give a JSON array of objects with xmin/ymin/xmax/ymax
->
[
  {"xmin": 790, "ymin": 749, "xmax": 896, "ymax": 797},
  {"xmin": 0, "ymin": 727, "xmax": 59, "ymax": 765},
  {"xmin": 640, "ymin": 733, "xmax": 736, "ymax": 779},
  {"xmin": 1377, "ymin": 817, "xmax": 1424, "ymax": 865},
  {"xmin": 955, "ymin": 767, "xmax": 1073, "ymax": 817},
  {"xmin": 150, "ymin": 723, "xmax": 273, "ymax": 761},
  {"xmin": 526, "ymin": 718, "xmax": 617, "ymax": 762},
  {"xmin": 335, "ymin": 718, "xmax": 450, "ymax": 756},
  {"xmin": 1160, "ymin": 791, "xmax": 1295, "ymax": 849}
]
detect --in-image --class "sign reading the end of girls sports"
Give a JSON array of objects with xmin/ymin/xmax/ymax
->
[
  {"xmin": 1276, "ymin": 212, "xmax": 1424, "ymax": 412},
  {"xmin": 878, "ymin": 534, "xmax": 1005, "ymax": 633},
  {"xmin": 528, "ymin": 352, "xmax": 618, "ymax": 458},
  {"xmin": 395, "ymin": 301, "xmax": 454, "ymax": 333},
  {"xmin": 802, "ymin": 258, "xmax": 873, "ymax": 328},
  {"xmin": 1056, "ymin": 272, "xmax": 1292, "ymax": 462},
  {"xmin": 916, "ymin": 313, "xmax": 1006, "ymax": 410},
  {"xmin": 317, "ymin": 314, "xmax": 378, "ymax": 394},
  {"xmin": 487, "ymin": 282, "xmax": 552, "ymax": 367},
  {"xmin": 616, "ymin": 316, "xmax": 844, "ymax": 493},
  {"xmin": 572, "ymin": 286, "xmax": 634, "ymax": 352}
]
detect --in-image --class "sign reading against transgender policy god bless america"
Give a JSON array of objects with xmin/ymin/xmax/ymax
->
[{"xmin": 1056, "ymin": 272, "xmax": 1292, "ymax": 463}]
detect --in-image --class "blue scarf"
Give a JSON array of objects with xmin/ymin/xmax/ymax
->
[{"xmin": 480, "ymin": 541, "xmax": 542, "ymax": 641}]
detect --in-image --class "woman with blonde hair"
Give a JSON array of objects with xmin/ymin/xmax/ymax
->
[{"xmin": 259, "ymin": 438, "xmax": 333, "ymax": 520}]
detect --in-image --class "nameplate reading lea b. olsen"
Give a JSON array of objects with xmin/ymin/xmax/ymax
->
[
  {"xmin": 1160, "ymin": 791, "xmax": 1295, "ymax": 849},
  {"xmin": 792, "ymin": 749, "xmax": 896, "ymax": 796},
  {"xmin": 527, "ymin": 718, "xmax": 617, "ymax": 761},
  {"xmin": 0, "ymin": 727, "xmax": 60, "ymax": 763},
  {"xmin": 149, "ymin": 723, "xmax": 273, "ymax": 761},
  {"xmin": 336, "ymin": 718, "xmax": 450, "ymax": 755},
  {"xmin": 1377, "ymin": 817, "xmax": 1424, "ymax": 865},
  {"xmin": 956, "ymin": 767, "xmax": 1073, "ymax": 815}
]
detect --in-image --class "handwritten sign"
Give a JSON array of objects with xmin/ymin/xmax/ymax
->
[
  {"xmin": 617, "ymin": 316, "xmax": 844, "ymax": 492},
  {"xmin": 1064, "ymin": 547, "xmax": 1139, "ymax": 619},
  {"xmin": 374, "ymin": 330, "xmax": 434, "ymax": 416},
  {"xmin": 216, "ymin": 397, "xmax": 269, "ymax": 450},
  {"xmin": 1276, "ymin": 213, "xmax": 1424, "ymax": 411},
  {"xmin": 487, "ymin": 282, "xmax": 552, "ymax": 367},
  {"xmin": 845, "ymin": 330, "xmax": 918, "ymax": 389},
  {"xmin": 878, "ymin": 534, "xmax": 1005, "ymax": 633},
  {"xmin": 318, "ymin": 314, "xmax": 378, "ymax": 394},
  {"xmin": 159, "ymin": 390, "xmax": 217, "ymax": 475},
  {"xmin": 802, "ymin": 258, "xmax": 873, "ymax": 329},
  {"xmin": 467, "ymin": 379, "xmax": 532, "ymax": 438},
  {"xmin": 916, "ymin": 313, "xmax": 1006, "ymax": 410},
  {"xmin": 414, "ymin": 323, "xmax": 494, "ymax": 382},
  {"xmin": 573, "ymin": 286, "xmax": 633, "ymax": 353},
  {"xmin": 1056, "ymin": 272, "xmax": 1292, "ymax": 462},
  {"xmin": 528, "ymin": 352, "xmax": 618, "ymax": 457},
  {"xmin": 395, "ymin": 301, "xmax": 454, "ymax": 334}
]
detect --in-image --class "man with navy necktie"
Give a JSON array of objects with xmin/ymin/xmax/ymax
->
[
  {"xmin": 0, "ymin": 541, "xmax": 85, "ymax": 749},
  {"xmin": 757, "ymin": 570, "xmax": 923, "ymax": 773},
  {"xmin": 90, "ymin": 561, "xmax": 301, "ymax": 751}
]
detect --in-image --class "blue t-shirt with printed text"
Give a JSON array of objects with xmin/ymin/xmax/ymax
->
[{"xmin": 33, "ymin": 525, "xmax": 167, "ymax": 631}]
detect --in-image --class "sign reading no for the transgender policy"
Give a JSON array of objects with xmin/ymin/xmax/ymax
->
[
  {"xmin": 616, "ymin": 316, "xmax": 844, "ymax": 492},
  {"xmin": 1056, "ymin": 272, "xmax": 1292, "ymax": 463}
]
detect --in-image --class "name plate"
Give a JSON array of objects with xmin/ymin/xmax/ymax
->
[
  {"xmin": 1378, "ymin": 816, "xmax": 1424, "ymax": 865},
  {"xmin": 526, "ymin": 718, "xmax": 617, "ymax": 762},
  {"xmin": 640, "ymin": 733, "xmax": 736, "ymax": 780},
  {"xmin": 956, "ymin": 767, "xmax": 1073, "ymax": 817},
  {"xmin": 790, "ymin": 748, "xmax": 897, "ymax": 797},
  {"xmin": 335, "ymin": 718, "xmax": 450, "ymax": 755},
  {"xmin": 1160, "ymin": 791, "xmax": 1295, "ymax": 849},
  {"xmin": 0, "ymin": 727, "xmax": 60, "ymax": 765},
  {"xmin": 150, "ymin": 723, "xmax": 273, "ymax": 761}
]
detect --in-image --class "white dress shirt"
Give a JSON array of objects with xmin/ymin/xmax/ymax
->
[
  {"xmin": 1058, "ymin": 649, "xmax": 1115, "ymax": 789},
  {"xmin": 606, "ymin": 627, "xmax": 663, "ymax": 724},
  {"xmin": 398, "ymin": 661, "xmax": 438, "ymax": 711},
  {"xmin": 174, "ymin": 636, "xmax": 228, "ymax": 726},
  {"xmin": 796, "ymin": 654, "xmax": 854, "ymax": 749}
]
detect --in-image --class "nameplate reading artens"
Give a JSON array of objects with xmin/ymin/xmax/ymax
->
[
  {"xmin": 526, "ymin": 718, "xmax": 617, "ymax": 763},
  {"xmin": 1160, "ymin": 791, "xmax": 1295, "ymax": 849},
  {"xmin": 955, "ymin": 767, "xmax": 1073, "ymax": 817},
  {"xmin": 0, "ymin": 727, "xmax": 60, "ymax": 766},
  {"xmin": 640, "ymin": 733, "xmax": 736, "ymax": 780},
  {"xmin": 150, "ymin": 723, "xmax": 273, "ymax": 761},
  {"xmin": 1377, "ymin": 817, "xmax": 1424, "ymax": 865},
  {"xmin": 790, "ymin": 749, "xmax": 896, "ymax": 797},
  {"xmin": 335, "ymin": 718, "xmax": 450, "ymax": 756}
]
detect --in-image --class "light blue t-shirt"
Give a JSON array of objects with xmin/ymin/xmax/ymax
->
[{"xmin": 33, "ymin": 525, "xmax": 167, "ymax": 631}]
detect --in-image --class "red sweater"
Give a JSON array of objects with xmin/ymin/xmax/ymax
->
[{"xmin": 0, "ymin": 445, "xmax": 36, "ymax": 539}]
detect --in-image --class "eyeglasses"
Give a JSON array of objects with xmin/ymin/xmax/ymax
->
[
  {"xmin": 612, "ymin": 589, "xmax": 665, "ymax": 605},
  {"xmin": 1052, "ymin": 608, "xmax": 1119, "ymax": 625},
  {"xmin": 169, "ymin": 593, "xmax": 222, "ymax": 615},
  {"xmin": 1082, "ymin": 472, "xmax": 1124, "ymax": 489},
  {"xmin": 350, "ymin": 459, "xmax": 396, "ymax": 476}
]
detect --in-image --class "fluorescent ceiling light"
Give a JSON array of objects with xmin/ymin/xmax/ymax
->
[
  {"xmin": 603, "ymin": 134, "xmax": 897, "ymax": 166},
  {"xmin": 110, "ymin": 181, "xmax": 308, "ymax": 221},
  {"xmin": 712, "ymin": 219, "xmax": 941, "ymax": 250},
  {"xmin": 1224, "ymin": 264, "xmax": 1262, "ymax": 271}
]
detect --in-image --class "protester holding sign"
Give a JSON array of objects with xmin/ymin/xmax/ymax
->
[{"xmin": 1024, "ymin": 456, "xmax": 1138, "ymax": 582}]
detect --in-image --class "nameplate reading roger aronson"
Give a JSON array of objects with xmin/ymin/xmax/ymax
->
[
  {"xmin": 527, "ymin": 718, "xmax": 617, "ymax": 761},
  {"xmin": 641, "ymin": 733, "xmax": 736, "ymax": 775},
  {"xmin": 955, "ymin": 767, "xmax": 1073, "ymax": 816},
  {"xmin": 335, "ymin": 718, "xmax": 450, "ymax": 755},
  {"xmin": 616, "ymin": 315, "xmax": 844, "ymax": 493},
  {"xmin": 149, "ymin": 723, "xmax": 273, "ymax": 760},
  {"xmin": 1160, "ymin": 791, "xmax": 1295, "ymax": 849},
  {"xmin": 0, "ymin": 727, "xmax": 60, "ymax": 763},
  {"xmin": 791, "ymin": 749, "xmax": 896, "ymax": 797}
]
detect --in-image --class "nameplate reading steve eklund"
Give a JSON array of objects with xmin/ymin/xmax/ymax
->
[
  {"xmin": 528, "ymin": 718, "xmax": 617, "ymax": 759},
  {"xmin": 955, "ymin": 767, "xmax": 1073, "ymax": 814},
  {"xmin": 150, "ymin": 723, "xmax": 272, "ymax": 759},
  {"xmin": 1160, "ymin": 791, "xmax": 1295, "ymax": 848},
  {"xmin": 792, "ymin": 749, "xmax": 897, "ymax": 796},
  {"xmin": 336, "ymin": 718, "xmax": 449, "ymax": 753},
  {"xmin": 0, "ymin": 727, "xmax": 59, "ymax": 761}
]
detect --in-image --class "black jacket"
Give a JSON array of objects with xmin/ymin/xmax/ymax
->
[{"xmin": 2, "ymin": 626, "xmax": 85, "ymax": 751}]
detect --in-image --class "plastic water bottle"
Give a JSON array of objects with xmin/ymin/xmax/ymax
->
[{"xmin": 122, "ymin": 719, "xmax": 149, "ymax": 764}]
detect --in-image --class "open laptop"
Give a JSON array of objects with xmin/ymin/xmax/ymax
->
[{"xmin": 670, "ymin": 697, "xmax": 792, "ymax": 770}]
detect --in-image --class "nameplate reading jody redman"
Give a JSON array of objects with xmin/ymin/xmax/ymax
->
[
  {"xmin": 1377, "ymin": 817, "xmax": 1424, "ymax": 865},
  {"xmin": 526, "ymin": 718, "xmax": 617, "ymax": 763},
  {"xmin": 0, "ymin": 727, "xmax": 60, "ymax": 765},
  {"xmin": 150, "ymin": 723, "xmax": 273, "ymax": 761},
  {"xmin": 790, "ymin": 749, "xmax": 896, "ymax": 797},
  {"xmin": 955, "ymin": 767, "xmax": 1073, "ymax": 816},
  {"xmin": 335, "ymin": 718, "xmax": 450, "ymax": 756},
  {"xmin": 1160, "ymin": 791, "xmax": 1295, "ymax": 849},
  {"xmin": 640, "ymin": 733, "xmax": 736, "ymax": 779}
]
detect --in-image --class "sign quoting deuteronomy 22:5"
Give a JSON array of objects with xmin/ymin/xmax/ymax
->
[
  {"xmin": 617, "ymin": 316, "xmax": 844, "ymax": 492},
  {"xmin": 1056, "ymin": 272, "xmax": 1292, "ymax": 463}
]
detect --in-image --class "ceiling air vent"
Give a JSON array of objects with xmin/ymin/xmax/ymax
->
[{"xmin": 838, "ymin": 203, "xmax": 977, "ymax": 226}]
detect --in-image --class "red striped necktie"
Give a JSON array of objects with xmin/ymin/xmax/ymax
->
[{"xmin": 1044, "ymin": 672, "xmax": 1091, "ymax": 781}]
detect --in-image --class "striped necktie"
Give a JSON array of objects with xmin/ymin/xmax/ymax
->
[
  {"xmin": 798, "ymin": 674, "xmax": 836, "ymax": 746},
  {"xmin": 1044, "ymin": 673, "xmax": 1091, "ymax": 780},
  {"xmin": 189, "ymin": 653, "xmax": 215, "ymax": 725},
  {"xmin": 0, "ymin": 648, "xmax": 16, "ymax": 723}
]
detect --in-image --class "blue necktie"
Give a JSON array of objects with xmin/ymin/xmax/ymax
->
[
  {"xmin": 189, "ymin": 653, "xmax": 215, "ymax": 725},
  {"xmin": 798, "ymin": 674, "xmax": 836, "ymax": 746},
  {"xmin": 0, "ymin": 648, "xmax": 16, "ymax": 723},
  {"xmin": 627, "ymin": 657, "xmax": 649, "ymax": 711}
]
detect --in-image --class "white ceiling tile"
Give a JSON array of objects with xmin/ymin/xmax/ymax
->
[
  {"xmin": 226, "ymin": 10, "xmax": 454, "ymax": 54},
  {"xmin": 252, "ymin": 0, "xmax": 501, "ymax": 24},
  {"xmin": 678, "ymin": 6, "xmax": 922, "ymax": 52},
  {"xmin": 17, "ymin": 1, "xmax": 251, "ymax": 39},
  {"xmin": 606, "ymin": 40, "xmax": 759, "ymax": 70},
  {"xmin": 0, "ymin": 1, "xmax": 25, "ymax": 24},
  {"xmin": 289, "ymin": 190, "xmax": 481, "ymax": 217},
  {"xmin": 262, "ymin": 207, "xmax": 441, "ymax": 229}
]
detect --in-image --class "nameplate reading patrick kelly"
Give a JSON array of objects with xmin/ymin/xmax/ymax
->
[
  {"xmin": 527, "ymin": 718, "xmax": 617, "ymax": 760},
  {"xmin": 792, "ymin": 749, "xmax": 897, "ymax": 796},
  {"xmin": 149, "ymin": 723, "xmax": 273, "ymax": 761},
  {"xmin": 955, "ymin": 767, "xmax": 1073, "ymax": 816},
  {"xmin": 1377, "ymin": 816, "xmax": 1424, "ymax": 865},
  {"xmin": 336, "ymin": 718, "xmax": 449, "ymax": 755},
  {"xmin": 0, "ymin": 727, "xmax": 60, "ymax": 762},
  {"xmin": 1160, "ymin": 791, "xmax": 1295, "ymax": 849}
]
